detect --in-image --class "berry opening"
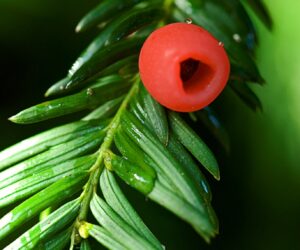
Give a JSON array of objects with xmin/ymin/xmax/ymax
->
[{"xmin": 180, "ymin": 58, "xmax": 214, "ymax": 94}]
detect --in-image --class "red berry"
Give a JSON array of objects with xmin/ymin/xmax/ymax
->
[{"xmin": 138, "ymin": 23, "xmax": 230, "ymax": 112}]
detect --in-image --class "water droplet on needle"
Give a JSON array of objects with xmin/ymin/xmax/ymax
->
[
  {"xmin": 185, "ymin": 18, "xmax": 193, "ymax": 24},
  {"xmin": 233, "ymin": 33, "xmax": 242, "ymax": 43},
  {"xmin": 87, "ymin": 88, "xmax": 94, "ymax": 96}
]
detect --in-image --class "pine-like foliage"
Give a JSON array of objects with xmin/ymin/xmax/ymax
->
[{"xmin": 0, "ymin": 0, "xmax": 270, "ymax": 249}]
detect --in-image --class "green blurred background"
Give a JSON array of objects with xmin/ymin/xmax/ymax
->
[{"xmin": 0, "ymin": 0, "xmax": 299, "ymax": 249}]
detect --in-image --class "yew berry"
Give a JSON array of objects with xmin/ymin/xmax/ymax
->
[{"xmin": 138, "ymin": 23, "xmax": 230, "ymax": 112}]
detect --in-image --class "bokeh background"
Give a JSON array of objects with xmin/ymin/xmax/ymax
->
[{"xmin": 0, "ymin": 0, "xmax": 299, "ymax": 249}]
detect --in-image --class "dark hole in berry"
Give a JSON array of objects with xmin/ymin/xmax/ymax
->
[
  {"xmin": 180, "ymin": 58, "xmax": 200, "ymax": 82},
  {"xmin": 180, "ymin": 58, "xmax": 214, "ymax": 93}
]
